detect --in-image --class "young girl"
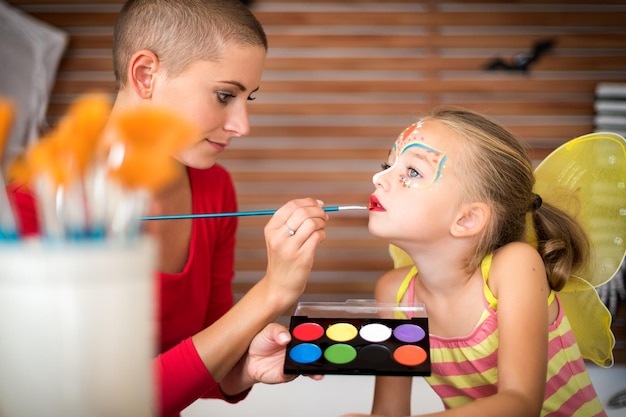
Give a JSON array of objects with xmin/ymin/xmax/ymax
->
[{"xmin": 347, "ymin": 106, "xmax": 607, "ymax": 416}]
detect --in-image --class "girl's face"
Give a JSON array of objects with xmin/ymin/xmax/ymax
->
[
  {"xmin": 368, "ymin": 119, "xmax": 462, "ymax": 245},
  {"xmin": 151, "ymin": 43, "xmax": 266, "ymax": 169}
]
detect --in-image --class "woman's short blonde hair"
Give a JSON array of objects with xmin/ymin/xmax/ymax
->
[{"xmin": 112, "ymin": 0, "xmax": 267, "ymax": 88}]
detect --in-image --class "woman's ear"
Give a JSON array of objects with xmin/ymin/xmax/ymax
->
[
  {"xmin": 127, "ymin": 50, "xmax": 159, "ymax": 99},
  {"xmin": 451, "ymin": 202, "xmax": 489, "ymax": 237}
]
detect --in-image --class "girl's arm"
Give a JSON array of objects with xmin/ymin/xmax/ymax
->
[
  {"xmin": 344, "ymin": 242, "xmax": 549, "ymax": 417},
  {"xmin": 372, "ymin": 376, "xmax": 413, "ymax": 417},
  {"xmin": 370, "ymin": 267, "xmax": 415, "ymax": 417},
  {"xmin": 431, "ymin": 243, "xmax": 548, "ymax": 417},
  {"xmin": 478, "ymin": 242, "xmax": 549, "ymax": 416}
]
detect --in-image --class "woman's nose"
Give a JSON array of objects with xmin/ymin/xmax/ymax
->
[{"xmin": 224, "ymin": 104, "xmax": 250, "ymax": 137}]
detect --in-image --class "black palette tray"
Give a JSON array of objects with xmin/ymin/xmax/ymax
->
[{"xmin": 284, "ymin": 315, "xmax": 430, "ymax": 376}]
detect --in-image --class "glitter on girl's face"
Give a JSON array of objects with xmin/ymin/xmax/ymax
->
[{"xmin": 372, "ymin": 120, "xmax": 447, "ymax": 189}]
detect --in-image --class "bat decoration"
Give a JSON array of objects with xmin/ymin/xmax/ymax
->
[{"xmin": 485, "ymin": 39, "xmax": 555, "ymax": 73}]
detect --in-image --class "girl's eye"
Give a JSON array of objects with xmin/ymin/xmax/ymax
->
[
  {"xmin": 408, "ymin": 167, "xmax": 421, "ymax": 178},
  {"xmin": 217, "ymin": 91, "xmax": 236, "ymax": 104},
  {"xmin": 381, "ymin": 162, "xmax": 391, "ymax": 170},
  {"xmin": 247, "ymin": 94, "xmax": 257, "ymax": 102}
]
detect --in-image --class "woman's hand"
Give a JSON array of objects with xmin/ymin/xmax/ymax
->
[
  {"xmin": 262, "ymin": 198, "xmax": 328, "ymax": 304},
  {"xmin": 245, "ymin": 323, "xmax": 293, "ymax": 384},
  {"xmin": 245, "ymin": 322, "xmax": 320, "ymax": 385},
  {"xmin": 220, "ymin": 323, "xmax": 323, "ymax": 395},
  {"xmin": 196, "ymin": 198, "xmax": 327, "ymax": 392}
]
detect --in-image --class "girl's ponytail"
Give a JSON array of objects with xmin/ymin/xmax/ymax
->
[{"xmin": 531, "ymin": 199, "xmax": 591, "ymax": 291}]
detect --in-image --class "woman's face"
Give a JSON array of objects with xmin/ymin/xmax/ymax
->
[{"xmin": 151, "ymin": 43, "xmax": 266, "ymax": 169}]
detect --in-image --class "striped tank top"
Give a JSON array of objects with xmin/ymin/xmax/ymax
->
[{"xmin": 396, "ymin": 254, "xmax": 607, "ymax": 416}]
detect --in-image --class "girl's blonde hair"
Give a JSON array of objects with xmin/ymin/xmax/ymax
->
[
  {"xmin": 113, "ymin": 0, "xmax": 267, "ymax": 88},
  {"xmin": 425, "ymin": 106, "xmax": 590, "ymax": 291}
]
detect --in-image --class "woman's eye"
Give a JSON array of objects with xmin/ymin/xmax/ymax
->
[
  {"xmin": 217, "ymin": 91, "xmax": 236, "ymax": 104},
  {"xmin": 247, "ymin": 95, "xmax": 257, "ymax": 102},
  {"xmin": 381, "ymin": 162, "xmax": 391, "ymax": 170}
]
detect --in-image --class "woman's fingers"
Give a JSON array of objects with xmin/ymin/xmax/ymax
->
[
  {"xmin": 262, "ymin": 198, "xmax": 329, "ymax": 300},
  {"xmin": 265, "ymin": 198, "xmax": 328, "ymax": 248},
  {"xmin": 267, "ymin": 198, "xmax": 327, "ymax": 232}
]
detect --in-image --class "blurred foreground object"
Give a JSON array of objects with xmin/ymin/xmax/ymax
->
[{"xmin": 0, "ymin": 0, "xmax": 68, "ymax": 166}]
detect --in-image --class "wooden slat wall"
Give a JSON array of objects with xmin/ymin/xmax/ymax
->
[{"xmin": 6, "ymin": 0, "xmax": 626, "ymax": 361}]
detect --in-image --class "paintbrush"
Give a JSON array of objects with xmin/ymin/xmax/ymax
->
[
  {"xmin": 140, "ymin": 205, "xmax": 368, "ymax": 221},
  {"xmin": 102, "ymin": 105, "xmax": 201, "ymax": 237},
  {"xmin": 0, "ymin": 98, "xmax": 17, "ymax": 239}
]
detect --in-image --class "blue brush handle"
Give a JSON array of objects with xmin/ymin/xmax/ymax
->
[{"xmin": 140, "ymin": 205, "xmax": 367, "ymax": 221}]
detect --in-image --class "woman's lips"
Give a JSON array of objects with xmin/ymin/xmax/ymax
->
[
  {"xmin": 369, "ymin": 195, "xmax": 385, "ymax": 211},
  {"xmin": 205, "ymin": 138, "xmax": 227, "ymax": 151}
]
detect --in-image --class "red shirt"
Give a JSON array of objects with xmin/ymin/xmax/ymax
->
[{"xmin": 8, "ymin": 164, "xmax": 245, "ymax": 416}]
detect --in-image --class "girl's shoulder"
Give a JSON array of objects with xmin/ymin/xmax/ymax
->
[
  {"xmin": 491, "ymin": 241, "xmax": 542, "ymax": 265},
  {"xmin": 375, "ymin": 265, "xmax": 413, "ymax": 304},
  {"xmin": 489, "ymin": 241, "xmax": 546, "ymax": 297}
]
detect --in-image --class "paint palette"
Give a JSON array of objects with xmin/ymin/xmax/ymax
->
[{"xmin": 283, "ymin": 300, "xmax": 430, "ymax": 376}]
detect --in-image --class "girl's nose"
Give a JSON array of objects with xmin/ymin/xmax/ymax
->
[{"xmin": 372, "ymin": 167, "xmax": 391, "ymax": 188}]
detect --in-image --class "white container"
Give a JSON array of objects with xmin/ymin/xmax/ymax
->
[{"xmin": 0, "ymin": 237, "xmax": 157, "ymax": 417}]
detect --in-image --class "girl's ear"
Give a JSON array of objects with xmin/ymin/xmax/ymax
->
[
  {"xmin": 451, "ymin": 202, "xmax": 489, "ymax": 237},
  {"xmin": 127, "ymin": 50, "xmax": 159, "ymax": 99}
]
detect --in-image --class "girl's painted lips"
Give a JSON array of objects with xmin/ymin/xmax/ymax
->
[{"xmin": 369, "ymin": 195, "xmax": 385, "ymax": 211}]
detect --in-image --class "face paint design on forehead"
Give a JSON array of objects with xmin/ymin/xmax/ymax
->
[
  {"xmin": 372, "ymin": 121, "xmax": 424, "ymax": 185},
  {"xmin": 372, "ymin": 119, "xmax": 447, "ymax": 190},
  {"xmin": 394, "ymin": 119, "xmax": 424, "ymax": 152}
]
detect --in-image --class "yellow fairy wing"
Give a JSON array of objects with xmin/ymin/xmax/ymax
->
[
  {"xmin": 558, "ymin": 275, "xmax": 615, "ymax": 367},
  {"xmin": 389, "ymin": 244, "xmax": 413, "ymax": 269},
  {"xmin": 534, "ymin": 132, "xmax": 624, "ymax": 368},
  {"xmin": 533, "ymin": 132, "xmax": 626, "ymax": 287}
]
